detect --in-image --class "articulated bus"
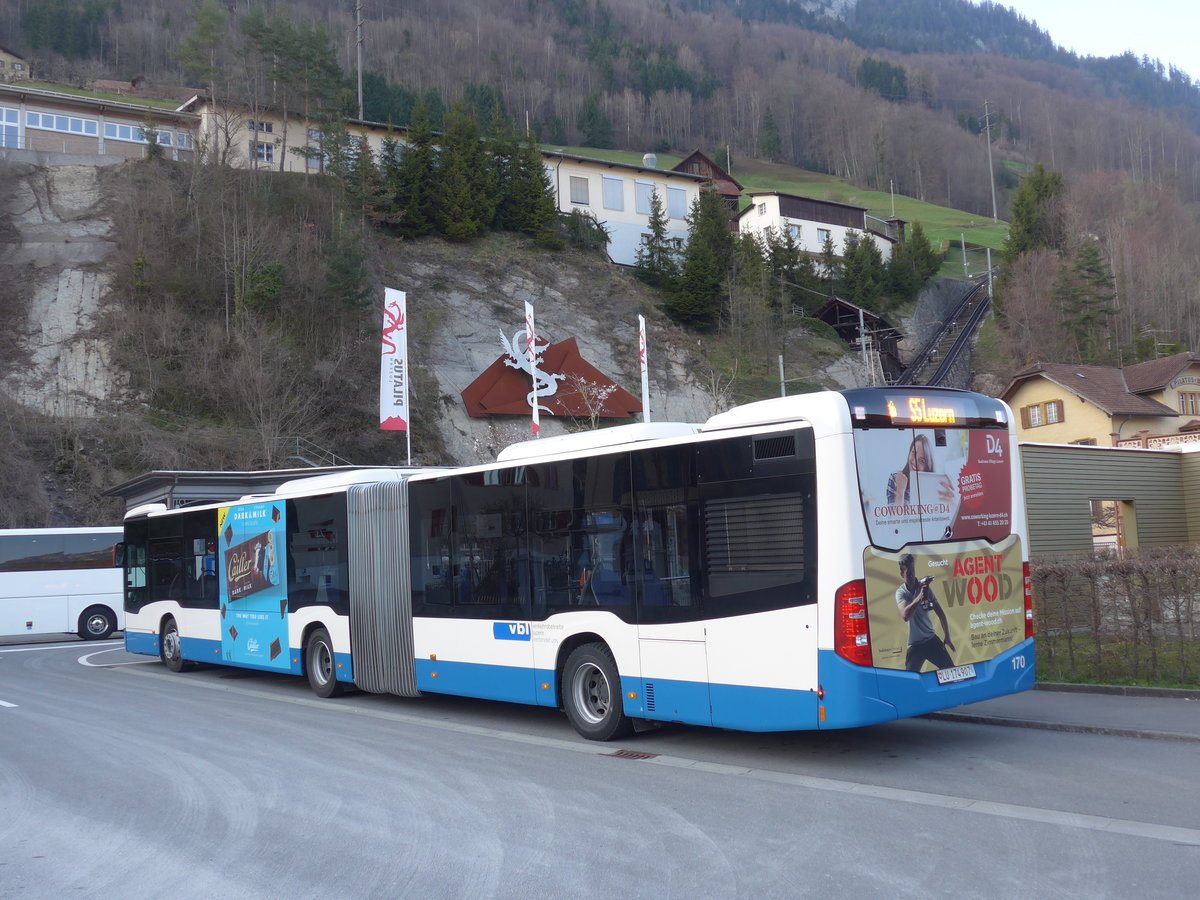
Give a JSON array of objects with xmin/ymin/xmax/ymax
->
[
  {"xmin": 0, "ymin": 527, "xmax": 124, "ymax": 640},
  {"xmin": 120, "ymin": 387, "xmax": 1034, "ymax": 740}
]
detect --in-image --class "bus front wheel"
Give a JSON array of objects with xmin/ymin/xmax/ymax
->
[
  {"xmin": 306, "ymin": 628, "xmax": 344, "ymax": 698},
  {"xmin": 159, "ymin": 617, "xmax": 188, "ymax": 673},
  {"xmin": 563, "ymin": 643, "xmax": 633, "ymax": 741},
  {"xmin": 78, "ymin": 606, "xmax": 116, "ymax": 640}
]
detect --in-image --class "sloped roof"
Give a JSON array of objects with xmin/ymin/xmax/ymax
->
[
  {"xmin": 1122, "ymin": 351, "xmax": 1200, "ymax": 393},
  {"xmin": 1002, "ymin": 362, "xmax": 1178, "ymax": 417}
]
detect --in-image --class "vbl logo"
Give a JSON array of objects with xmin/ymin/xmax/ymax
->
[{"xmin": 493, "ymin": 622, "xmax": 532, "ymax": 641}]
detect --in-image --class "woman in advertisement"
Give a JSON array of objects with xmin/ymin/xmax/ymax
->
[{"xmin": 886, "ymin": 434, "xmax": 932, "ymax": 504}]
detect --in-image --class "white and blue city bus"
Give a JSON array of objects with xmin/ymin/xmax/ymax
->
[{"xmin": 120, "ymin": 387, "xmax": 1034, "ymax": 740}]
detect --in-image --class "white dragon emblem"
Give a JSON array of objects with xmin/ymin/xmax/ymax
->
[{"xmin": 500, "ymin": 327, "xmax": 564, "ymax": 413}]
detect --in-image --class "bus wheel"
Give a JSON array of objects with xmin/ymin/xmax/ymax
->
[
  {"xmin": 563, "ymin": 643, "xmax": 633, "ymax": 741},
  {"xmin": 306, "ymin": 628, "xmax": 344, "ymax": 698},
  {"xmin": 79, "ymin": 606, "xmax": 116, "ymax": 640},
  {"xmin": 160, "ymin": 617, "xmax": 187, "ymax": 673}
]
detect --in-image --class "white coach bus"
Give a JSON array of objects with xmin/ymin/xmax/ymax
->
[{"xmin": 0, "ymin": 527, "xmax": 124, "ymax": 640}]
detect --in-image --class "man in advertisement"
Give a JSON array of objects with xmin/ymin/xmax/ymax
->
[{"xmin": 895, "ymin": 552, "xmax": 956, "ymax": 672}]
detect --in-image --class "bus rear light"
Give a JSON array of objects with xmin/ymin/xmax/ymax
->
[
  {"xmin": 834, "ymin": 579, "xmax": 873, "ymax": 667},
  {"xmin": 1023, "ymin": 562, "xmax": 1035, "ymax": 639}
]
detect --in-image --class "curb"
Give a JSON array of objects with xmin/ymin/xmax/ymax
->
[
  {"xmin": 1035, "ymin": 682, "xmax": 1200, "ymax": 701},
  {"xmin": 925, "ymin": 710, "xmax": 1200, "ymax": 743}
]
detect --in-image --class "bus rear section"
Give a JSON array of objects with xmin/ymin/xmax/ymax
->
[{"xmin": 817, "ymin": 388, "xmax": 1035, "ymax": 728}]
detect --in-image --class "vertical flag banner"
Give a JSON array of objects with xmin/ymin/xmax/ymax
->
[
  {"xmin": 525, "ymin": 301, "xmax": 540, "ymax": 436},
  {"xmin": 380, "ymin": 288, "xmax": 409, "ymax": 433},
  {"xmin": 639, "ymin": 314, "xmax": 651, "ymax": 423}
]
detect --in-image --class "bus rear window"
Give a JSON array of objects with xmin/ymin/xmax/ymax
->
[{"xmin": 855, "ymin": 426, "xmax": 1012, "ymax": 550}]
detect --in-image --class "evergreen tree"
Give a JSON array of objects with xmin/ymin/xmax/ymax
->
[
  {"xmin": 578, "ymin": 94, "xmax": 614, "ymax": 148},
  {"xmin": 390, "ymin": 99, "xmax": 437, "ymax": 239},
  {"xmin": 434, "ymin": 102, "xmax": 490, "ymax": 240},
  {"xmin": 759, "ymin": 109, "xmax": 782, "ymax": 161},
  {"xmin": 820, "ymin": 232, "xmax": 840, "ymax": 295},
  {"xmin": 634, "ymin": 188, "xmax": 679, "ymax": 290},
  {"xmin": 1004, "ymin": 163, "xmax": 1067, "ymax": 262},
  {"xmin": 1060, "ymin": 239, "xmax": 1118, "ymax": 363},
  {"xmin": 840, "ymin": 231, "xmax": 886, "ymax": 310},
  {"xmin": 664, "ymin": 189, "xmax": 733, "ymax": 330}
]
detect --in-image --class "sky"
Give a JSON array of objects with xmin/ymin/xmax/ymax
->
[{"xmin": 982, "ymin": 0, "xmax": 1198, "ymax": 81}]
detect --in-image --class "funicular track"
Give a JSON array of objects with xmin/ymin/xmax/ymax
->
[{"xmin": 896, "ymin": 275, "xmax": 992, "ymax": 387}]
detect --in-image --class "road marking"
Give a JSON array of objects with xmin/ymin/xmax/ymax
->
[
  {"xmin": 116, "ymin": 664, "xmax": 1200, "ymax": 848},
  {"xmin": 78, "ymin": 647, "xmax": 156, "ymax": 667},
  {"xmin": 0, "ymin": 640, "xmax": 124, "ymax": 653},
  {"xmin": 0, "ymin": 699, "xmax": 16, "ymax": 708}
]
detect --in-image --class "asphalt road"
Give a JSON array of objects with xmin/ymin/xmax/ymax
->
[{"xmin": 2, "ymin": 637, "xmax": 1198, "ymax": 898}]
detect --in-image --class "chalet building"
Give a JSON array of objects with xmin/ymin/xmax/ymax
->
[
  {"xmin": 0, "ymin": 46, "xmax": 31, "ymax": 81},
  {"xmin": 734, "ymin": 191, "xmax": 898, "ymax": 262},
  {"xmin": 670, "ymin": 149, "xmax": 742, "ymax": 213},
  {"xmin": 0, "ymin": 82, "xmax": 198, "ymax": 160},
  {"xmin": 1001, "ymin": 352, "xmax": 1200, "ymax": 447}
]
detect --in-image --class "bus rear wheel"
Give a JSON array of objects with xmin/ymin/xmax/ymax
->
[
  {"xmin": 563, "ymin": 643, "xmax": 633, "ymax": 741},
  {"xmin": 79, "ymin": 606, "xmax": 116, "ymax": 640},
  {"xmin": 306, "ymin": 628, "xmax": 344, "ymax": 698},
  {"xmin": 160, "ymin": 617, "xmax": 188, "ymax": 673}
]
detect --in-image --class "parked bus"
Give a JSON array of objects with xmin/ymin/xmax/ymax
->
[
  {"xmin": 120, "ymin": 387, "xmax": 1034, "ymax": 739},
  {"xmin": 0, "ymin": 527, "xmax": 124, "ymax": 640}
]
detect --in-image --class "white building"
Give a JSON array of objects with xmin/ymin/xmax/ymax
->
[
  {"xmin": 734, "ymin": 191, "xmax": 900, "ymax": 262},
  {"xmin": 541, "ymin": 150, "xmax": 707, "ymax": 267}
]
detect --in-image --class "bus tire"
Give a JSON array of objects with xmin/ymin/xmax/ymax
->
[
  {"xmin": 306, "ymin": 628, "xmax": 344, "ymax": 698},
  {"xmin": 78, "ymin": 606, "xmax": 116, "ymax": 640},
  {"xmin": 160, "ymin": 617, "xmax": 188, "ymax": 673},
  {"xmin": 562, "ymin": 643, "xmax": 633, "ymax": 741}
]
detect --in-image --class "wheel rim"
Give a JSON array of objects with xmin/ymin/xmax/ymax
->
[
  {"xmin": 163, "ymin": 627, "xmax": 179, "ymax": 661},
  {"xmin": 86, "ymin": 614, "xmax": 108, "ymax": 636},
  {"xmin": 312, "ymin": 641, "xmax": 332, "ymax": 685},
  {"xmin": 570, "ymin": 661, "xmax": 611, "ymax": 725}
]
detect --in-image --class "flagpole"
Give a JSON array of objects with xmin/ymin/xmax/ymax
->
[
  {"xmin": 638, "ymin": 314, "xmax": 651, "ymax": 423},
  {"xmin": 525, "ymin": 301, "xmax": 540, "ymax": 437}
]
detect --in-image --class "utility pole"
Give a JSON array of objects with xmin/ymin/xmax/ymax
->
[
  {"xmin": 356, "ymin": 1, "xmax": 364, "ymax": 121},
  {"xmin": 984, "ymin": 99, "xmax": 998, "ymax": 221}
]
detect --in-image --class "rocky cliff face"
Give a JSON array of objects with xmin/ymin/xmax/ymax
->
[
  {"xmin": 0, "ymin": 158, "xmax": 873, "ymax": 498},
  {"xmin": 1, "ymin": 160, "xmax": 125, "ymax": 417}
]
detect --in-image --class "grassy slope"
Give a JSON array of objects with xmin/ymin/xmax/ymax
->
[{"xmin": 551, "ymin": 145, "xmax": 1009, "ymax": 279}]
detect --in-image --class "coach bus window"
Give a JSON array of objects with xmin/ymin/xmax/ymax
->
[
  {"xmin": 123, "ymin": 519, "xmax": 148, "ymax": 611},
  {"xmin": 409, "ymin": 480, "xmax": 454, "ymax": 611},
  {"xmin": 0, "ymin": 533, "xmax": 63, "ymax": 571},
  {"xmin": 451, "ymin": 468, "xmax": 526, "ymax": 618}
]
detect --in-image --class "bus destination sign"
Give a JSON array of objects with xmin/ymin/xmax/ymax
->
[{"xmin": 887, "ymin": 396, "xmax": 957, "ymax": 425}]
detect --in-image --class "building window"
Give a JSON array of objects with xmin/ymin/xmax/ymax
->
[
  {"xmin": 635, "ymin": 181, "xmax": 655, "ymax": 215},
  {"xmin": 1180, "ymin": 392, "xmax": 1200, "ymax": 416},
  {"xmin": 602, "ymin": 175, "xmax": 623, "ymax": 211},
  {"xmin": 1071, "ymin": 438, "xmax": 1097, "ymax": 446},
  {"xmin": 569, "ymin": 175, "xmax": 589, "ymax": 205},
  {"xmin": 103, "ymin": 122, "xmax": 154, "ymax": 143},
  {"xmin": 251, "ymin": 141, "xmax": 274, "ymax": 163},
  {"xmin": 817, "ymin": 228, "xmax": 832, "ymax": 244},
  {"xmin": 1021, "ymin": 400, "xmax": 1064, "ymax": 429},
  {"xmin": 177, "ymin": 132, "xmax": 194, "ymax": 150},
  {"xmin": 667, "ymin": 185, "xmax": 687, "ymax": 219},
  {"xmin": 758, "ymin": 203, "xmax": 766, "ymax": 215},
  {"xmin": 247, "ymin": 120, "xmax": 274, "ymax": 133},
  {"xmin": 788, "ymin": 223, "xmax": 801, "ymax": 238},
  {"xmin": 1, "ymin": 106, "xmax": 18, "ymax": 148},
  {"xmin": 28, "ymin": 111, "xmax": 98, "ymax": 136}
]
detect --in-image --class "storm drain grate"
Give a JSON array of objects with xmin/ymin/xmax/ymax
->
[{"xmin": 605, "ymin": 749, "xmax": 660, "ymax": 760}]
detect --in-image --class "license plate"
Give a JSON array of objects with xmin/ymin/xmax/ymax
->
[{"xmin": 935, "ymin": 664, "xmax": 977, "ymax": 685}]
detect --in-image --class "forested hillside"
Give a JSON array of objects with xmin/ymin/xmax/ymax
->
[{"xmin": 8, "ymin": 0, "xmax": 1200, "ymax": 218}]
